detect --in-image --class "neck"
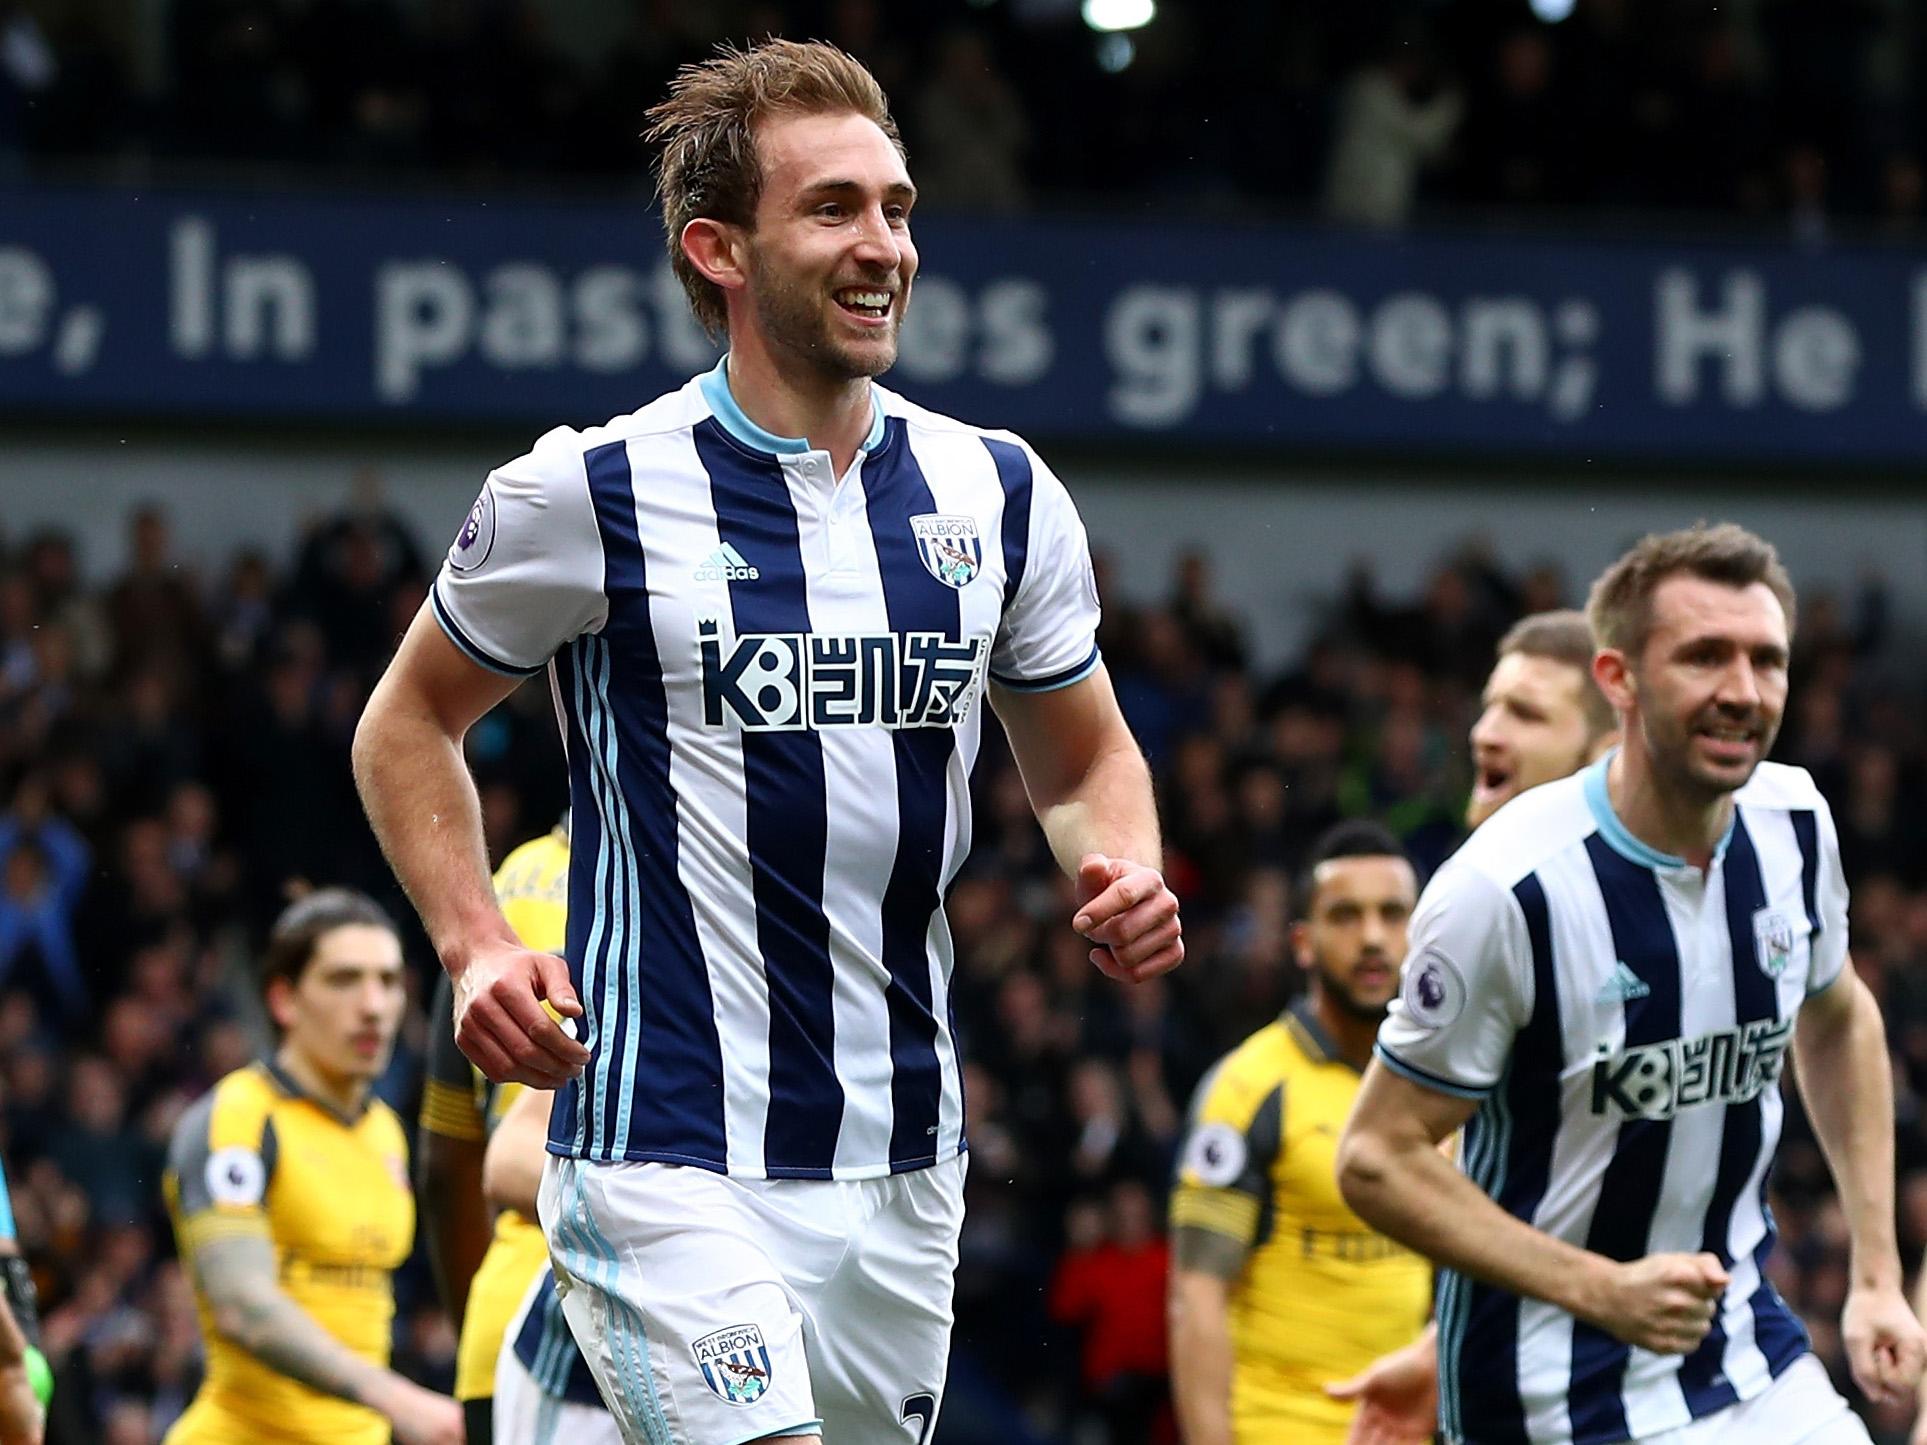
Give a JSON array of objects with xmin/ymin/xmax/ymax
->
[
  {"xmin": 1312, "ymin": 988, "xmax": 1378, "ymax": 1072},
  {"xmin": 724, "ymin": 341, "xmax": 874, "ymax": 477},
  {"xmin": 274, "ymin": 1041, "xmax": 369, "ymax": 1119},
  {"xmin": 1607, "ymin": 741, "xmax": 1731, "ymax": 870}
]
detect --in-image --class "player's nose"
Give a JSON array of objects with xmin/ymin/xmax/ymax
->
[
  {"xmin": 850, "ymin": 205, "xmax": 903, "ymax": 269},
  {"xmin": 1713, "ymin": 656, "xmax": 1763, "ymax": 710}
]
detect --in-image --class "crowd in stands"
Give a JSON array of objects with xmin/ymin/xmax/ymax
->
[
  {"xmin": 6, "ymin": 0, "xmax": 1927, "ymax": 234},
  {"xmin": 0, "ymin": 489, "xmax": 1920, "ymax": 1441}
]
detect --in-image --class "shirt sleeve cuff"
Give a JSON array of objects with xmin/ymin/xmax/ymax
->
[
  {"xmin": 431, "ymin": 584, "xmax": 545, "ymax": 678},
  {"xmin": 1373, "ymin": 1043, "xmax": 1493, "ymax": 1100},
  {"xmin": 989, "ymin": 642, "xmax": 1101, "ymax": 694}
]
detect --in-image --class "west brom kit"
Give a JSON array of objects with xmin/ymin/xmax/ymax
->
[
  {"xmin": 433, "ymin": 358, "xmax": 1099, "ymax": 1442},
  {"xmin": 1376, "ymin": 756, "xmax": 1854, "ymax": 1445}
]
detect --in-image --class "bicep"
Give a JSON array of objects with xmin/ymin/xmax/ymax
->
[
  {"xmin": 1795, "ymin": 954, "xmax": 1867, "ymax": 1042},
  {"xmin": 192, "ymin": 1232, "xmax": 279, "ymax": 1313},
  {"xmin": 367, "ymin": 603, "xmax": 524, "ymax": 742},
  {"xmin": 990, "ymin": 665, "xmax": 1136, "ymax": 807},
  {"xmin": 1347, "ymin": 1061, "xmax": 1481, "ymax": 1153}
]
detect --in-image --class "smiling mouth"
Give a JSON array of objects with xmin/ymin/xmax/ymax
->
[{"xmin": 833, "ymin": 286, "xmax": 893, "ymax": 320}]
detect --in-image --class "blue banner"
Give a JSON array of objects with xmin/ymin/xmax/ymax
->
[{"xmin": 4, "ymin": 183, "xmax": 1926, "ymax": 460}]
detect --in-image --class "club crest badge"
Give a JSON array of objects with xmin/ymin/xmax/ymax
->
[
  {"xmin": 694, "ymin": 1324, "xmax": 773, "ymax": 1406},
  {"xmin": 1753, "ymin": 908, "xmax": 1795, "ymax": 978},
  {"xmin": 910, "ymin": 514, "xmax": 982, "ymax": 589},
  {"xmin": 448, "ymin": 483, "xmax": 497, "ymax": 573}
]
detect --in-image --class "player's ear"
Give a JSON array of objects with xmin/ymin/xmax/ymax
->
[
  {"xmin": 1592, "ymin": 648, "xmax": 1635, "ymax": 718},
  {"xmin": 1288, "ymin": 919, "xmax": 1314, "ymax": 972},
  {"xmin": 681, "ymin": 218, "xmax": 749, "ymax": 295},
  {"xmin": 264, "ymin": 975, "xmax": 298, "ymax": 1034}
]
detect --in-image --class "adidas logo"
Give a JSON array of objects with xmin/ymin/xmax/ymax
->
[
  {"xmin": 695, "ymin": 543, "xmax": 759, "ymax": 582},
  {"xmin": 1596, "ymin": 961, "xmax": 1651, "ymax": 1005}
]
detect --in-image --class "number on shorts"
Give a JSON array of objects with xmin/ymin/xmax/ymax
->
[{"xmin": 899, "ymin": 1391, "xmax": 938, "ymax": 1445}]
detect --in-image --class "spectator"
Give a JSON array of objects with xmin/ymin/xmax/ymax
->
[
  {"xmin": 1322, "ymin": 33, "xmax": 1462, "ymax": 229},
  {"xmin": 914, "ymin": 28, "xmax": 1029, "ymax": 212},
  {"xmin": 1047, "ymin": 1180, "xmax": 1173, "ymax": 1445},
  {"xmin": 0, "ymin": 777, "xmax": 91, "ymax": 1028}
]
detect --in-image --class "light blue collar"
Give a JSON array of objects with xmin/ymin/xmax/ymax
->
[
  {"xmin": 1582, "ymin": 751, "xmax": 1734, "ymax": 871},
  {"xmin": 699, "ymin": 357, "xmax": 887, "ymax": 458}
]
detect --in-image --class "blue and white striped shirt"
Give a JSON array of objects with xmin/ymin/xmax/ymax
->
[
  {"xmin": 1377, "ymin": 757, "xmax": 1850, "ymax": 1445},
  {"xmin": 434, "ymin": 360, "xmax": 1100, "ymax": 1180}
]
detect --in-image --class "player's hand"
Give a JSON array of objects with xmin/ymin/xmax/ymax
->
[
  {"xmin": 1072, "ymin": 853, "xmax": 1183, "ymax": 983},
  {"xmin": 1586, "ymin": 1252, "xmax": 1728, "ymax": 1356},
  {"xmin": 450, "ymin": 939, "xmax": 588, "ymax": 1089},
  {"xmin": 0, "ymin": 1360, "xmax": 44, "ymax": 1445},
  {"xmin": 1842, "ymin": 1283, "xmax": 1926, "ymax": 1410},
  {"xmin": 1326, "ymin": 1329, "xmax": 1437, "ymax": 1444},
  {"xmin": 382, "ymin": 1379, "xmax": 465, "ymax": 1445}
]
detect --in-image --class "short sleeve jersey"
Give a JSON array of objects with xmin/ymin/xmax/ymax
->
[
  {"xmin": 164, "ymin": 1063, "xmax": 412, "ymax": 1445},
  {"xmin": 1375, "ymin": 758, "xmax": 1849, "ymax": 1445},
  {"xmin": 431, "ymin": 359, "xmax": 1101, "ymax": 1182}
]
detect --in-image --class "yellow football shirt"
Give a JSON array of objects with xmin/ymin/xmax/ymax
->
[
  {"xmin": 1172, "ymin": 1001, "xmax": 1432, "ymax": 1445},
  {"xmin": 163, "ymin": 1062, "xmax": 412, "ymax": 1445},
  {"xmin": 418, "ymin": 827, "xmax": 569, "ymax": 1402}
]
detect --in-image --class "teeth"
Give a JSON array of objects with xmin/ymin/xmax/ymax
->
[{"xmin": 836, "ymin": 290, "xmax": 890, "ymax": 308}]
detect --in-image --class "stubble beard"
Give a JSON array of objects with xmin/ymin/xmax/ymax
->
[
  {"xmin": 1637, "ymin": 678, "xmax": 1777, "ymax": 803},
  {"xmin": 1317, "ymin": 961, "xmax": 1394, "ymax": 1025},
  {"xmin": 750, "ymin": 257, "xmax": 900, "ymax": 383}
]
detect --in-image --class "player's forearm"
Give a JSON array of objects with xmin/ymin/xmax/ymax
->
[
  {"xmin": 1168, "ymin": 1272, "xmax": 1236, "ymax": 1445},
  {"xmin": 352, "ymin": 687, "xmax": 514, "ymax": 971},
  {"xmin": 1032, "ymin": 739, "xmax": 1160, "ymax": 877},
  {"xmin": 416, "ymin": 1135, "xmax": 490, "ymax": 1325},
  {"xmin": 197, "ymin": 1237, "xmax": 400, "ymax": 1410},
  {"xmin": 1338, "ymin": 1127, "xmax": 1612, "ymax": 1324},
  {"xmin": 0, "ymin": 1362, "xmax": 42, "ymax": 1445},
  {"xmin": 1795, "ymin": 978, "xmax": 1901, "ymax": 1289},
  {"xmin": 482, "ymin": 1123, "xmax": 546, "ymax": 1221}
]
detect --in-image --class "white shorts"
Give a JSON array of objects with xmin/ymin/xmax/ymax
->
[
  {"xmin": 1640, "ymin": 1354, "xmax": 1869, "ymax": 1444},
  {"xmin": 495, "ymin": 1343, "xmax": 624, "ymax": 1445},
  {"xmin": 539, "ymin": 1152, "xmax": 965, "ymax": 1445}
]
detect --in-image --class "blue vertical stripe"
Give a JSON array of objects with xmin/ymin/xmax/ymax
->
[
  {"xmin": 1570, "ymin": 835, "xmax": 1683, "ymax": 1445},
  {"xmin": 581, "ymin": 438, "xmax": 726, "ymax": 1166},
  {"xmin": 982, "ymin": 437, "xmax": 1032, "ymax": 611},
  {"xmin": 1790, "ymin": 810, "xmax": 1820, "ymax": 942},
  {"xmin": 864, "ymin": 417, "xmax": 955, "ymax": 1171},
  {"xmin": 512, "ymin": 1271, "xmax": 608, "ymax": 1408},
  {"xmin": 693, "ymin": 421, "xmax": 843, "ymax": 1177},
  {"xmin": 1452, "ymin": 872, "xmax": 1565, "ymax": 1445},
  {"xmin": 1747, "ymin": 1215, "xmax": 1810, "ymax": 1376},
  {"xmin": 552, "ymin": 1161, "xmax": 670, "ymax": 1445},
  {"xmin": 549, "ymin": 644, "xmax": 598, "ymax": 1155},
  {"xmin": 560, "ymin": 637, "xmax": 625, "ymax": 1155},
  {"xmin": 1678, "ymin": 814, "xmax": 1781, "ymax": 1414}
]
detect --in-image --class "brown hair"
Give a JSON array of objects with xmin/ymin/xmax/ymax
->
[
  {"xmin": 260, "ymin": 887, "xmax": 397, "ymax": 998},
  {"xmin": 1497, "ymin": 608, "xmax": 1615, "ymax": 740},
  {"xmin": 1585, "ymin": 522, "xmax": 1796, "ymax": 658},
  {"xmin": 643, "ymin": 39, "xmax": 903, "ymax": 336}
]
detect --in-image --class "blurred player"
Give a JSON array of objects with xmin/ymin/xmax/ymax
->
[
  {"xmin": 1339, "ymin": 523, "xmax": 1924, "ymax": 1443},
  {"xmin": 0, "ymin": 1158, "xmax": 46, "ymax": 1445},
  {"xmin": 1466, "ymin": 609, "xmax": 1619, "ymax": 829},
  {"xmin": 353, "ymin": 37, "xmax": 1178, "ymax": 1445},
  {"xmin": 162, "ymin": 890, "xmax": 463, "ymax": 1445},
  {"xmin": 418, "ymin": 819, "xmax": 577, "ymax": 1444},
  {"xmin": 1169, "ymin": 821, "xmax": 1429, "ymax": 1445},
  {"xmin": 481, "ymin": 1086, "xmax": 617, "ymax": 1444}
]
